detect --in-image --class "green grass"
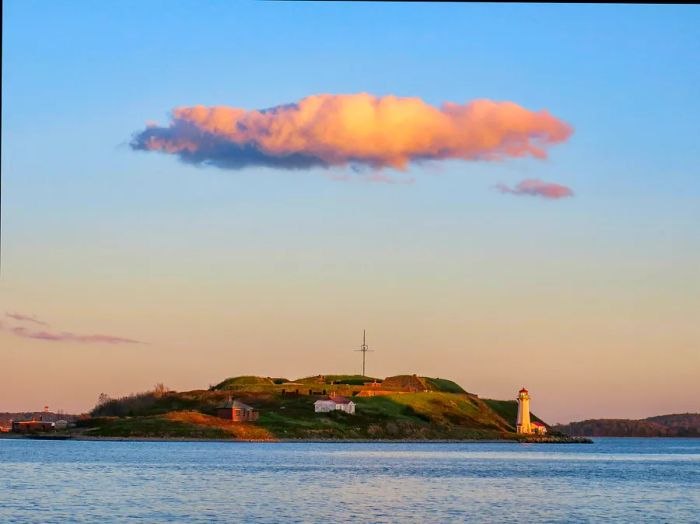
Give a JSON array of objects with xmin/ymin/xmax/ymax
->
[
  {"xmin": 422, "ymin": 377, "xmax": 467, "ymax": 394},
  {"xmin": 84, "ymin": 416, "xmax": 232, "ymax": 439},
  {"xmin": 211, "ymin": 376, "xmax": 276, "ymax": 390},
  {"xmin": 242, "ymin": 392, "xmax": 513, "ymax": 439}
]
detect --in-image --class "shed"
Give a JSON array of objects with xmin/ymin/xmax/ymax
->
[{"xmin": 216, "ymin": 398, "xmax": 259, "ymax": 422}]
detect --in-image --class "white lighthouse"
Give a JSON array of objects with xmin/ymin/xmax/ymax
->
[{"xmin": 516, "ymin": 387, "xmax": 532, "ymax": 434}]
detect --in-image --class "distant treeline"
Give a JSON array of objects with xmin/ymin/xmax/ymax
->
[
  {"xmin": 0, "ymin": 412, "xmax": 79, "ymax": 424},
  {"xmin": 553, "ymin": 413, "xmax": 700, "ymax": 437}
]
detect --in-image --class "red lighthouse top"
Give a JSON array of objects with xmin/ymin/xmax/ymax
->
[{"xmin": 519, "ymin": 387, "xmax": 528, "ymax": 394}]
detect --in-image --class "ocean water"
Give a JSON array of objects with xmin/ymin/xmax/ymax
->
[{"xmin": 0, "ymin": 438, "xmax": 698, "ymax": 523}]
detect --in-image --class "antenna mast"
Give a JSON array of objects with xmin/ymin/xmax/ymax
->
[{"xmin": 354, "ymin": 330, "xmax": 373, "ymax": 376}]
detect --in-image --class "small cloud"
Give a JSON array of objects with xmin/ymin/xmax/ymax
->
[
  {"xmin": 6, "ymin": 312, "xmax": 49, "ymax": 326},
  {"xmin": 1, "ymin": 312, "xmax": 141, "ymax": 345},
  {"xmin": 8, "ymin": 326, "xmax": 140, "ymax": 344},
  {"xmin": 495, "ymin": 179, "xmax": 574, "ymax": 199}
]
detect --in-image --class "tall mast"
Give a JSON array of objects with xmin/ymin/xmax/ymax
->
[{"xmin": 355, "ymin": 329, "xmax": 372, "ymax": 377}]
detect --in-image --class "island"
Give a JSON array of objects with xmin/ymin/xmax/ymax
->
[{"xmin": 9, "ymin": 374, "xmax": 586, "ymax": 442}]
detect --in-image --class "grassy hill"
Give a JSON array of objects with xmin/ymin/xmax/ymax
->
[
  {"xmin": 81, "ymin": 375, "xmax": 579, "ymax": 441},
  {"xmin": 212, "ymin": 376, "xmax": 281, "ymax": 390}
]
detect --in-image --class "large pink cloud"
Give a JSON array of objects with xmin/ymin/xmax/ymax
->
[
  {"xmin": 131, "ymin": 94, "xmax": 573, "ymax": 171},
  {"xmin": 495, "ymin": 179, "xmax": 574, "ymax": 199}
]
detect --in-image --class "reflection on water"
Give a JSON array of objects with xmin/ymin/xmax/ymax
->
[{"xmin": 1, "ymin": 438, "xmax": 698, "ymax": 523}]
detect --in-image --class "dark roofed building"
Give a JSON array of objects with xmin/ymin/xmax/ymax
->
[
  {"xmin": 12, "ymin": 420, "xmax": 55, "ymax": 433},
  {"xmin": 216, "ymin": 398, "xmax": 259, "ymax": 422}
]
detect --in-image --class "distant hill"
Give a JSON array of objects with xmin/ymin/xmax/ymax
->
[{"xmin": 553, "ymin": 413, "xmax": 700, "ymax": 437}]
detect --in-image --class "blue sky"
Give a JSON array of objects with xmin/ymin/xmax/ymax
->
[{"xmin": 2, "ymin": 2, "xmax": 699, "ymax": 420}]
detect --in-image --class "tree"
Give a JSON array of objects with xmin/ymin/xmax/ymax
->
[
  {"xmin": 97, "ymin": 393, "xmax": 112, "ymax": 406},
  {"xmin": 153, "ymin": 383, "xmax": 169, "ymax": 398}
]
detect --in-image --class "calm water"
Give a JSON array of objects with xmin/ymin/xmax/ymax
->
[{"xmin": 1, "ymin": 438, "xmax": 698, "ymax": 523}]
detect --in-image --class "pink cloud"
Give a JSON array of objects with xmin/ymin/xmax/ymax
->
[
  {"xmin": 495, "ymin": 179, "xmax": 574, "ymax": 199},
  {"xmin": 9, "ymin": 327, "xmax": 140, "ymax": 344},
  {"xmin": 1, "ymin": 312, "xmax": 141, "ymax": 345},
  {"xmin": 6, "ymin": 312, "xmax": 49, "ymax": 326},
  {"xmin": 131, "ymin": 94, "xmax": 573, "ymax": 172},
  {"xmin": 8, "ymin": 326, "xmax": 140, "ymax": 344}
]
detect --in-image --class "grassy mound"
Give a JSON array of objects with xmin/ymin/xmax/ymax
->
[
  {"xmin": 422, "ymin": 377, "xmax": 466, "ymax": 394},
  {"xmin": 382, "ymin": 375, "xmax": 430, "ymax": 391},
  {"xmin": 381, "ymin": 375, "xmax": 465, "ymax": 393},
  {"xmin": 211, "ymin": 376, "xmax": 276, "ymax": 390}
]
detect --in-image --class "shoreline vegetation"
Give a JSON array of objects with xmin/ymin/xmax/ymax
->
[
  {"xmin": 5, "ymin": 374, "xmax": 594, "ymax": 443},
  {"xmin": 553, "ymin": 414, "xmax": 700, "ymax": 438},
  {"xmin": 0, "ymin": 433, "xmax": 592, "ymax": 444}
]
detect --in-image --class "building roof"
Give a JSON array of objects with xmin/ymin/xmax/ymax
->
[
  {"xmin": 315, "ymin": 397, "xmax": 354, "ymax": 405},
  {"xmin": 531, "ymin": 421, "xmax": 546, "ymax": 427},
  {"xmin": 519, "ymin": 387, "xmax": 529, "ymax": 393},
  {"xmin": 216, "ymin": 398, "xmax": 255, "ymax": 410}
]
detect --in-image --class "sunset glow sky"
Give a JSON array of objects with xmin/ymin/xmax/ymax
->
[{"xmin": 2, "ymin": 2, "xmax": 699, "ymax": 422}]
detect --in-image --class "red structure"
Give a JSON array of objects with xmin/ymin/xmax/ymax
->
[{"xmin": 216, "ymin": 398, "xmax": 259, "ymax": 422}]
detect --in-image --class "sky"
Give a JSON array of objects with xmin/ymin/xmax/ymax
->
[{"xmin": 1, "ymin": 1, "xmax": 699, "ymax": 423}]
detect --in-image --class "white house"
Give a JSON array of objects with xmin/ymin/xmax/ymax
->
[{"xmin": 314, "ymin": 397, "xmax": 356, "ymax": 415}]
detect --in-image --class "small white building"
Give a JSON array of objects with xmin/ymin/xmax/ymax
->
[
  {"xmin": 531, "ymin": 421, "xmax": 547, "ymax": 435},
  {"xmin": 314, "ymin": 397, "xmax": 356, "ymax": 415}
]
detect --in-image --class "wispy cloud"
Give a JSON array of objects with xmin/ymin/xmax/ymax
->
[
  {"xmin": 6, "ymin": 312, "xmax": 49, "ymax": 326},
  {"xmin": 1, "ymin": 313, "xmax": 141, "ymax": 345},
  {"xmin": 495, "ymin": 179, "xmax": 574, "ymax": 199},
  {"xmin": 8, "ymin": 326, "xmax": 140, "ymax": 344},
  {"xmin": 131, "ymin": 94, "xmax": 573, "ymax": 173}
]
